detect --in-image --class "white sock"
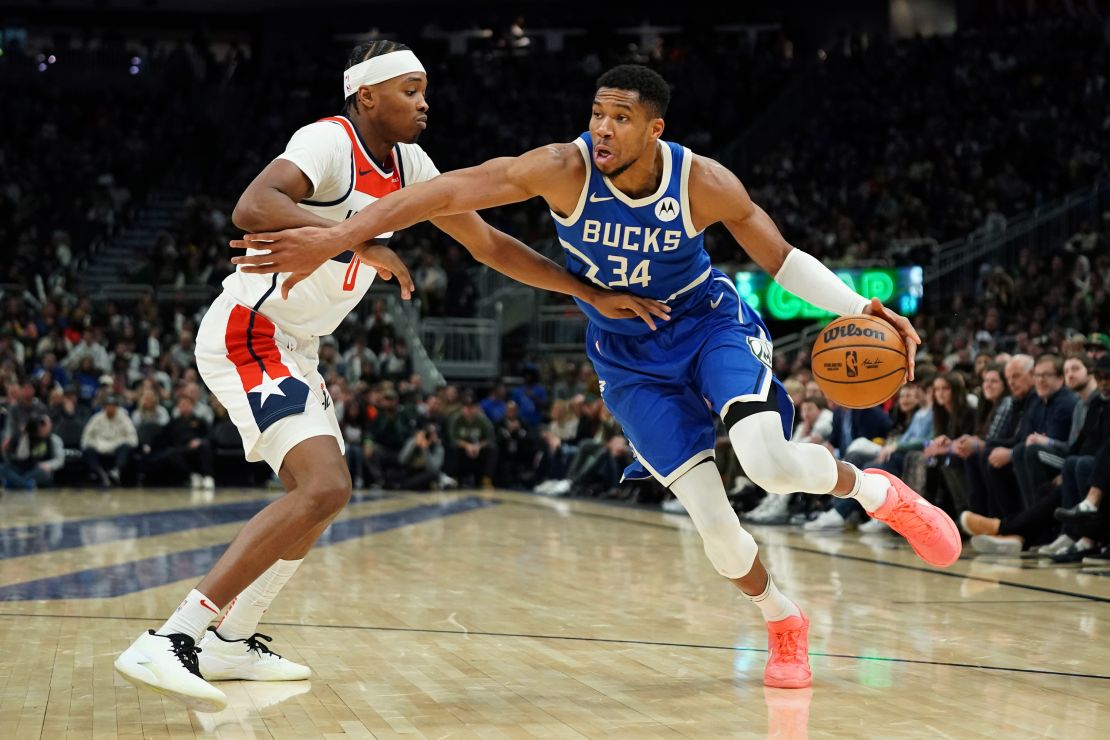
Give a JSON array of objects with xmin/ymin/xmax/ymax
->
[
  {"xmin": 746, "ymin": 576, "xmax": 801, "ymax": 623},
  {"xmin": 215, "ymin": 558, "xmax": 303, "ymax": 639},
  {"xmin": 838, "ymin": 466, "xmax": 889, "ymax": 512},
  {"xmin": 159, "ymin": 588, "xmax": 221, "ymax": 641}
]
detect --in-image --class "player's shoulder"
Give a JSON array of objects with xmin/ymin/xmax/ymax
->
[
  {"xmin": 287, "ymin": 119, "xmax": 351, "ymax": 150},
  {"xmin": 686, "ymin": 151, "xmax": 738, "ymax": 188}
]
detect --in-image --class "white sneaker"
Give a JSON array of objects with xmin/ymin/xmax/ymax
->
[
  {"xmin": 438, "ymin": 473, "xmax": 458, "ymax": 489},
  {"xmin": 744, "ymin": 494, "xmax": 790, "ymax": 524},
  {"xmin": 202, "ymin": 476, "xmax": 216, "ymax": 490},
  {"xmin": 190, "ymin": 473, "xmax": 203, "ymax": 489},
  {"xmin": 533, "ymin": 480, "xmax": 556, "ymax": 495},
  {"xmin": 1036, "ymin": 535, "xmax": 1076, "ymax": 558},
  {"xmin": 803, "ymin": 508, "xmax": 847, "ymax": 532},
  {"xmin": 115, "ymin": 630, "xmax": 228, "ymax": 712},
  {"xmin": 198, "ymin": 628, "xmax": 310, "ymax": 681},
  {"xmin": 661, "ymin": 497, "xmax": 686, "ymax": 514},
  {"xmin": 858, "ymin": 517, "xmax": 890, "ymax": 534},
  {"xmin": 970, "ymin": 534, "xmax": 1022, "ymax": 555},
  {"xmin": 542, "ymin": 479, "xmax": 572, "ymax": 497}
]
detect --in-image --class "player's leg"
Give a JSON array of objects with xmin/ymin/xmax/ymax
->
[
  {"xmin": 667, "ymin": 460, "xmax": 811, "ymax": 689},
  {"xmin": 589, "ymin": 319, "xmax": 812, "ymax": 688},
  {"xmin": 199, "ymin": 464, "xmax": 334, "ymax": 681},
  {"xmin": 696, "ymin": 283, "xmax": 960, "ymax": 568},
  {"xmin": 115, "ymin": 299, "xmax": 346, "ymax": 708},
  {"xmin": 724, "ymin": 391, "xmax": 961, "ymax": 567}
]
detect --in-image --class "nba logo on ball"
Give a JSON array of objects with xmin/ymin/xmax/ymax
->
[
  {"xmin": 655, "ymin": 197, "xmax": 679, "ymax": 222},
  {"xmin": 811, "ymin": 315, "xmax": 908, "ymax": 408}
]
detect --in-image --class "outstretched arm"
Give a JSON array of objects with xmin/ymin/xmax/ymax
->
[
  {"xmin": 232, "ymin": 145, "xmax": 574, "ymax": 271},
  {"xmin": 232, "ymin": 143, "xmax": 671, "ymax": 327},
  {"xmin": 689, "ymin": 155, "xmax": 921, "ymax": 378}
]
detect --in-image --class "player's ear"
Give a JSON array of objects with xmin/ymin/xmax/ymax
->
[
  {"xmin": 357, "ymin": 86, "xmax": 375, "ymax": 110},
  {"xmin": 648, "ymin": 117, "xmax": 665, "ymax": 142}
]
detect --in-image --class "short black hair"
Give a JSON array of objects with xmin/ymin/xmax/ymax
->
[
  {"xmin": 596, "ymin": 65, "xmax": 670, "ymax": 118},
  {"xmin": 343, "ymin": 40, "xmax": 412, "ymax": 114}
]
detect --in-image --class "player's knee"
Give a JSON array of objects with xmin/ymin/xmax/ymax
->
[
  {"xmin": 699, "ymin": 513, "xmax": 757, "ymax": 579},
  {"xmin": 736, "ymin": 442, "xmax": 798, "ymax": 494},
  {"xmin": 301, "ymin": 476, "xmax": 352, "ymax": 518}
]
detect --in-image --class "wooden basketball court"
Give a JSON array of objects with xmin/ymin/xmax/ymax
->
[{"xmin": 1, "ymin": 487, "xmax": 1107, "ymax": 738}]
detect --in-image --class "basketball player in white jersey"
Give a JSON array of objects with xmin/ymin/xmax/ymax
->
[
  {"xmin": 232, "ymin": 65, "xmax": 963, "ymax": 690},
  {"xmin": 113, "ymin": 43, "xmax": 670, "ymax": 712}
]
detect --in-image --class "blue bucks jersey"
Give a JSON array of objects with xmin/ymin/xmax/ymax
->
[{"xmin": 551, "ymin": 132, "xmax": 712, "ymax": 335}]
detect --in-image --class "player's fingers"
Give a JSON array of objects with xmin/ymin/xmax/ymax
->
[
  {"xmin": 229, "ymin": 239, "xmax": 253, "ymax": 250},
  {"xmin": 639, "ymin": 298, "xmax": 671, "ymax": 321},
  {"xmin": 377, "ymin": 269, "xmax": 393, "ymax": 281},
  {"xmin": 281, "ymin": 274, "xmax": 306, "ymax": 300},
  {"xmin": 231, "ymin": 254, "xmax": 276, "ymax": 266},
  {"xmin": 245, "ymin": 233, "xmax": 278, "ymax": 243},
  {"xmin": 388, "ymin": 259, "xmax": 415, "ymax": 299},
  {"xmin": 237, "ymin": 264, "xmax": 280, "ymax": 274},
  {"xmin": 626, "ymin": 301, "xmax": 656, "ymax": 331}
]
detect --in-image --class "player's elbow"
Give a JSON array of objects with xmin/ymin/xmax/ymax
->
[{"xmin": 231, "ymin": 196, "xmax": 265, "ymax": 232}]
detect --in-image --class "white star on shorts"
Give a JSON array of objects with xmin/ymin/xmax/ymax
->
[{"xmin": 248, "ymin": 371, "xmax": 286, "ymax": 407}]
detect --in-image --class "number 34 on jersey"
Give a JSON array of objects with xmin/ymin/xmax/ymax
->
[{"xmin": 581, "ymin": 218, "xmax": 684, "ymax": 289}]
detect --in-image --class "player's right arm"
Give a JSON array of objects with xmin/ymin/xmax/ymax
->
[
  {"xmin": 232, "ymin": 159, "xmax": 339, "ymax": 232},
  {"xmin": 230, "ymin": 144, "xmax": 581, "ymax": 273},
  {"xmin": 231, "ymin": 135, "xmax": 413, "ymax": 297}
]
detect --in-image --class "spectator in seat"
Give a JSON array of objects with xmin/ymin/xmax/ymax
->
[
  {"xmin": 394, "ymin": 423, "xmax": 446, "ymax": 491},
  {"xmin": 1009, "ymin": 354, "xmax": 1077, "ymax": 511},
  {"xmin": 143, "ymin": 396, "xmax": 214, "ymax": 489},
  {"xmin": 448, "ymin": 391, "xmax": 497, "ymax": 488},
  {"xmin": 0, "ymin": 415, "xmax": 65, "ymax": 490},
  {"xmin": 80, "ymin": 394, "xmax": 137, "ymax": 487}
]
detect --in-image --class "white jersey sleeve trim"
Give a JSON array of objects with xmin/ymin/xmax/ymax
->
[
  {"xmin": 549, "ymin": 138, "xmax": 592, "ymax": 227},
  {"xmin": 679, "ymin": 147, "xmax": 700, "ymax": 238},
  {"xmin": 395, "ymin": 143, "xmax": 441, "ymax": 186}
]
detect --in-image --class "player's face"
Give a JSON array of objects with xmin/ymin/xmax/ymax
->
[
  {"xmin": 589, "ymin": 88, "xmax": 664, "ymax": 178},
  {"xmin": 375, "ymin": 73, "xmax": 430, "ymax": 144}
]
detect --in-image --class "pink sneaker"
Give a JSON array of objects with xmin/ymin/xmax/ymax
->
[
  {"xmin": 764, "ymin": 610, "xmax": 811, "ymax": 689},
  {"xmin": 865, "ymin": 468, "xmax": 962, "ymax": 567}
]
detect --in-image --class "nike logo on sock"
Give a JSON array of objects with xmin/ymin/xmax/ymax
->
[{"xmin": 200, "ymin": 599, "xmax": 219, "ymax": 614}]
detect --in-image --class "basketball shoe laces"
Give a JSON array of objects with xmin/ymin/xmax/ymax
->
[
  {"xmin": 244, "ymin": 632, "xmax": 282, "ymax": 659},
  {"xmin": 772, "ymin": 628, "xmax": 803, "ymax": 663},
  {"xmin": 886, "ymin": 495, "xmax": 935, "ymax": 540},
  {"xmin": 155, "ymin": 630, "xmax": 203, "ymax": 678}
]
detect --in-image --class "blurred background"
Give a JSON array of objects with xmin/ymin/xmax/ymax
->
[{"xmin": 0, "ymin": 1, "xmax": 1107, "ymax": 541}]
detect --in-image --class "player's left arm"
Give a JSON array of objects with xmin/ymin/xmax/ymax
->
[
  {"xmin": 430, "ymin": 211, "xmax": 671, "ymax": 330},
  {"xmin": 689, "ymin": 155, "xmax": 920, "ymax": 378}
]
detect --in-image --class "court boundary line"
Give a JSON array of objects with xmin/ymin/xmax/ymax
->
[
  {"xmin": 493, "ymin": 497, "xmax": 1110, "ymax": 605},
  {"xmin": 3, "ymin": 611, "xmax": 1106, "ymax": 682}
]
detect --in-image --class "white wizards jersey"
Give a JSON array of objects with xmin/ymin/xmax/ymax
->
[{"xmin": 220, "ymin": 115, "xmax": 440, "ymax": 337}]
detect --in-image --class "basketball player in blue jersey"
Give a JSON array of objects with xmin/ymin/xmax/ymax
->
[
  {"xmin": 112, "ymin": 46, "xmax": 669, "ymax": 713},
  {"xmin": 235, "ymin": 65, "xmax": 962, "ymax": 689}
]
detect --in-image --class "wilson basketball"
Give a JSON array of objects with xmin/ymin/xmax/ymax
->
[{"xmin": 811, "ymin": 314, "xmax": 908, "ymax": 409}]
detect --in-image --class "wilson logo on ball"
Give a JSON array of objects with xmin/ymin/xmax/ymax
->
[{"xmin": 823, "ymin": 324, "xmax": 887, "ymax": 343}]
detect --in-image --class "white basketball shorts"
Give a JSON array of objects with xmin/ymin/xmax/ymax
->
[{"xmin": 195, "ymin": 293, "xmax": 343, "ymax": 473}]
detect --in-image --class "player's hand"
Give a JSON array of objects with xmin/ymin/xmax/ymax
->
[
  {"xmin": 862, "ymin": 297, "xmax": 921, "ymax": 381},
  {"xmin": 356, "ymin": 244, "xmax": 414, "ymax": 301},
  {"xmin": 230, "ymin": 227, "xmax": 341, "ymax": 297},
  {"xmin": 586, "ymin": 289, "xmax": 671, "ymax": 331}
]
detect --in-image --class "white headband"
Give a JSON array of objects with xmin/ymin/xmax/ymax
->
[{"xmin": 343, "ymin": 50, "xmax": 426, "ymax": 97}]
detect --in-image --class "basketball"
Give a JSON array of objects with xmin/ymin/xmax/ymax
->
[{"xmin": 811, "ymin": 314, "xmax": 908, "ymax": 409}]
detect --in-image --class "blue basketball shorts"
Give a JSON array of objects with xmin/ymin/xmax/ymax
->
[{"xmin": 586, "ymin": 270, "xmax": 794, "ymax": 487}]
